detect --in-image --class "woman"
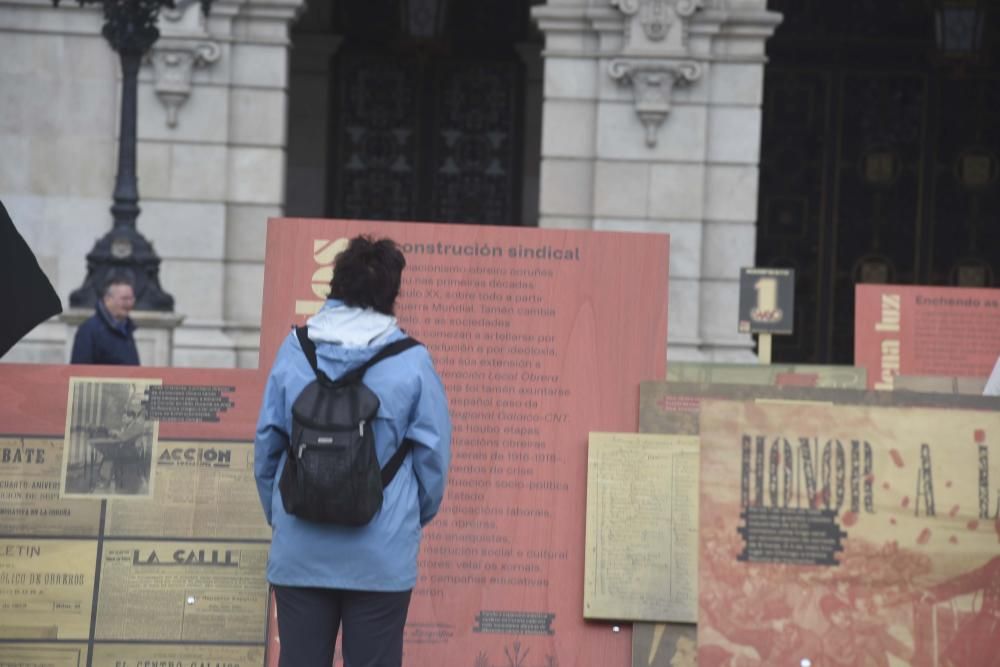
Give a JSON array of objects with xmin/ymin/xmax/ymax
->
[{"xmin": 254, "ymin": 235, "xmax": 451, "ymax": 667}]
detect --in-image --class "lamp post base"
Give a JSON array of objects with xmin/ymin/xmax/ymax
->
[{"xmin": 68, "ymin": 225, "xmax": 175, "ymax": 311}]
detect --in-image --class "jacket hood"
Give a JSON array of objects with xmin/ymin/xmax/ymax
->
[{"xmin": 306, "ymin": 300, "xmax": 398, "ymax": 351}]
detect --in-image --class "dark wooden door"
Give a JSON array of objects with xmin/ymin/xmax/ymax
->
[
  {"xmin": 757, "ymin": 0, "xmax": 1000, "ymax": 363},
  {"xmin": 327, "ymin": 1, "xmax": 530, "ymax": 226}
]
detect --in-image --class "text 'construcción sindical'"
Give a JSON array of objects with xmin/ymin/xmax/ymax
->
[{"xmin": 402, "ymin": 242, "xmax": 581, "ymax": 261}]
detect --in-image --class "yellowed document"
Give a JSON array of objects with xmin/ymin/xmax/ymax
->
[
  {"xmin": 584, "ymin": 432, "xmax": 699, "ymax": 622},
  {"xmin": 105, "ymin": 440, "xmax": 268, "ymax": 539},
  {"xmin": 0, "ymin": 437, "xmax": 101, "ymax": 536},
  {"xmin": 0, "ymin": 643, "xmax": 88, "ymax": 666},
  {"xmin": 95, "ymin": 540, "xmax": 268, "ymax": 641},
  {"xmin": 0, "ymin": 539, "xmax": 98, "ymax": 639},
  {"xmin": 90, "ymin": 643, "xmax": 265, "ymax": 667}
]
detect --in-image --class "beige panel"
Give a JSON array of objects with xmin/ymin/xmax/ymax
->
[
  {"xmin": 0, "ymin": 539, "xmax": 98, "ymax": 640},
  {"xmin": 0, "ymin": 437, "xmax": 101, "ymax": 537},
  {"xmin": 584, "ymin": 432, "xmax": 700, "ymax": 623}
]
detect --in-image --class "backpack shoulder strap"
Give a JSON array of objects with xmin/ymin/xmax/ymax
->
[
  {"xmin": 361, "ymin": 337, "xmax": 422, "ymax": 371},
  {"xmin": 294, "ymin": 326, "xmax": 321, "ymax": 377},
  {"xmin": 340, "ymin": 337, "xmax": 422, "ymax": 384},
  {"xmin": 381, "ymin": 437, "xmax": 416, "ymax": 488}
]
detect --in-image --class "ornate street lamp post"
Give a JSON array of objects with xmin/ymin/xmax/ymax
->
[{"xmin": 53, "ymin": 0, "xmax": 212, "ymax": 310}]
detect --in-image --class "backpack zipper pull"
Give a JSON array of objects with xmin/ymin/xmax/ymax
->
[
  {"xmin": 359, "ymin": 420, "xmax": 365, "ymax": 437},
  {"xmin": 298, "ymin": 443, "xmax": 306, "ymax": 459}
]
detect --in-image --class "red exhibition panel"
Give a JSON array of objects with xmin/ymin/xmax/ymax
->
[
  {"xmin": 854, "ymin": 284, "xmax": 1000, "ymax": 390},
  {"xmin": 259, "ymin": 219, "xmax": 670, "ymax": 666},
  {"xmin": 0, "ymin": 364, "xmax": 262, "ymax": 441}
]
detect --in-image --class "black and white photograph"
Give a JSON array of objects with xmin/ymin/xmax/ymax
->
[{"xmin": 61, "ymin": 377, "xmax": 160, "ymax": 499}]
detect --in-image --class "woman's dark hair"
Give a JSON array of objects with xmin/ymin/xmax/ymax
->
[{"xmin": 328, "ymin": 235, "xmax": 406, "ymax": 315}]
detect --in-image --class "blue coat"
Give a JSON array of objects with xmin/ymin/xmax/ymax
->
[
  {"xmin": 70, "ymin": 303, "xmax": 139, "ymax": 365},
  {"xmin": 254, "ymin": 302, "xmax": 451, "ymax": 591}
]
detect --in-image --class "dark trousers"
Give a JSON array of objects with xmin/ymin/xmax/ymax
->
[{"xmin": 273, "ymin": 585, "xmax": 412, "ymax": 667}]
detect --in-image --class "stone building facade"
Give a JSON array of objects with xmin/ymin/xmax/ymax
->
[{"xmin": 0, "ymin": 0, "xmax": 778, "ymax": 368}]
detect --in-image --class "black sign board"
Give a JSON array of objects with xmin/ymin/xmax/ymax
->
[{"xmin": 738, "ymin": 267, "xmax": 795, "ymax": 334}]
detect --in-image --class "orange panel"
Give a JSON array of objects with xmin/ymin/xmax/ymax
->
[
  {"xmin": 855, "ymin": 284, "xmax": 1000, "ymax": 390},
  {"xmin": 260, "ymin": 219, "xmax": 670, "ymax": 666}
]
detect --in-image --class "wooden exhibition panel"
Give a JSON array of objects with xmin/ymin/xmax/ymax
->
[
  {"xmin": 637, "ymin": 381, "xmax": 1000, "ymax": 666},
  {"xmin": 0, "ymin": 363, "xmax": 266, "ymax": 665},
  {"xmin": 666, "ymin": 362, "xmax": 867, "ymax": 389},
  {"xmin": 259, "ymin": 218, "xmax": 670, "ymax": 666},
  {"xmin": 894, "ymin": 374, "xmax": 987, "ymax": 396},
  {"xmin": 698, "ymin": 398, "xmax": 1000, "ymax": 666},
  {"xmin": 855, "ymin": 284, "xmax": 1000, "ymax": 390}
]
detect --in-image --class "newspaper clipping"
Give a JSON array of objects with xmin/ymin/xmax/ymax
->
[
  {"xmin": 0, "ymin": 643, "xmax": 88, "ymax": 666},
  {"xmin": 105, "ymin": 440, "xmax": 268, "ymax": 539},
  {"xmin": 95, "ymin": 540, "xmax": 268, "ymax": 641},
  {"xmin": 90, "ymin": 643, "xmax": 265, "ymax": 667},
  {"xmin": 0, "ymin": 539, "xmax": 97, "ymax": 639},
  {"xmin": 61, "ymin": 378, "xmax": 161, "ymax": 499},
  {"xmin": 0, "ymin": 437, "xmax": 101, "ymax": 536}
]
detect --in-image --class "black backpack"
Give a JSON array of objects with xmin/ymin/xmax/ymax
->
[{"xmin": 278, "ymin": 326, "xmax": 421, "ymax": 525}]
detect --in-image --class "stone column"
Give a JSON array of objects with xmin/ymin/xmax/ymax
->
[
  {"xmin": 533, "ymin": 3, "xmax": 603, "ymax": 232},
  {"xmin": 219, "ymin": 0, "xmax": 306, "ymax": 370},
  {"xmin": 532, "ymin": 0, "xmax": 780, "ymax": 362},
  {"xmin": 133, "ymin": 0, "xmax": 306, "ymax": 368}
]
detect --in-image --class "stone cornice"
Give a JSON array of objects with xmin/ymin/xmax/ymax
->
[
  {"xmin": 234, "ymin": 0, "xmax": 307, "ymax": 23},
  {"xmin": 585, "ymin": 6, "xmax": 625, "ymax": 36},
  {"xmin": 693, "ymin": 8, "xmax": 782, "ymax": 37},
  {"xmin": 0, "ymin": 1, "xmax": 102, "ymax": 37},
  {"xmin": 533, "ymin": 3, "xmax": 780, "ymax": 61},
  {"xmin": 0, "ymin": 0, "xmax": 308, "ymax": 43},
  {"xmin": 61, "ymin": 308, "xmax": 185, "ymax": 328},
  {"xmin": 531, "ymin": 5, "xmax": 594, "ymax": 35},
  {"xmin": 0, "ymin": 0, "xmax": 87, "ymax": 7}
]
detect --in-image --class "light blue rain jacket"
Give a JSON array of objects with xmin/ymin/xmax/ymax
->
[{"xmin": 254, "ymin": 300, "xmax": 451, "ymax": 591}]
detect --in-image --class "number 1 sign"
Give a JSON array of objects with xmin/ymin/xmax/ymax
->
[
  {"xmin": 739, "ymin": 268, "xmax": 795, "ymax": 364},
  {"xmin": 738, "ymin": 268, "xmax": 795, "ymax": 335}
]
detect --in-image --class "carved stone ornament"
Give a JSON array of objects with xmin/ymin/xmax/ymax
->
[
  {"xmin": 609, "ymin": 0, "xmax": 705, "ymax": 146},
  {"xmin": 148, "ymin": 41, "xmax": 220, "ymax": 127},
  {"xmin": 612, "ymin": 0, "xmax": 702, "ymax": 47},
  {"xmin": 146, "ymin": 2, "xmax": 221, "ymax": 128},
  {"xmin": 609, "ymin": 60, "xmax": 702, "ymax": 146}
]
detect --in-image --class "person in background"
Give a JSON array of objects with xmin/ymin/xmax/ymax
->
[
  {"xmin": 254, "ymin": 235, "xmax": 451, "ymax": 667},
  {"xmin": 70, "ymin": 277, "xmax": 139, "ymax": 365}
]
